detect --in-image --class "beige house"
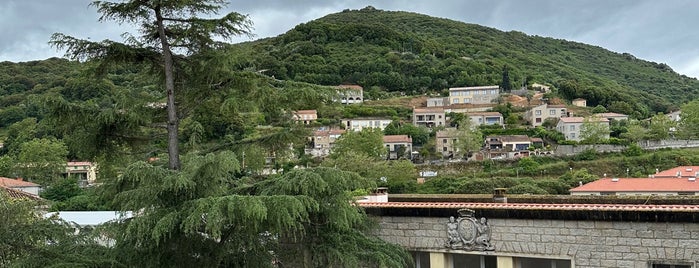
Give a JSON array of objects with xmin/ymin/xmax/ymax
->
[
  {"xmin": 383, "ymin": 135, "xmax": 413, "ymax": 160},
  {"xmin": 336, "ymin": 85, "xmax": 363, "ymax": 104},
  {"xmin": 524, "ymin": 103, "xmax": 568, "ymax": 127},
  {"xmin": 426, "ymin": 97, "xmax": 448, "ymax": 107},
  {"xmin": 484, "ymin": 135, "xmax": 544, "ymax": 159},
  {"xmin": 556, "ymin": 117, "xmax": 609, "ymax": 141},
  {"xmin": 341, "ymin": 117, "xmax": 392, "ymax": 132},
  {"xmin": 435, "ymin": 128, "xmax": 460, "ymax": 158},
  {"xmin": 594, "ymin": 112, "xmax": 629, "ymax": 121},
  {"xmin": 466, "ymin": 112, "xmax": 503, "ymax": 127},
  {"xmin": 291, "ymin": 110, "xmax": 317, "ymax": 124},
  {"xmin": 448, "ymin": 86, "xmax": 499, "ymax": 105},
  {"xmin": 413, "ymin": 107, "xmax": 445, "ymax": 128},
  {"xmin": 66, "ymin": 161, "xmax": 98, "ymax": 186},
  {"xmin": 307, "ymin": 129, "xmax": 345, "ymax": 157},
  {"xmin": 572, "ymin": 98, "xmax": 587, "ymax": 107}
]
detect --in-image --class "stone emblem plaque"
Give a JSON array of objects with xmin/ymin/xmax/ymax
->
[{"xmin": 445, "ymin": 208, "xmax": 494, "ymax": 251}]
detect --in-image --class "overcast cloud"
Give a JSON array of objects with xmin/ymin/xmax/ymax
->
[{"xmin": 2, "ymin": 0, "xmax": 698, "ymax": 78}]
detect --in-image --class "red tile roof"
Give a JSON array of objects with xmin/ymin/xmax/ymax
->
[
  {"xmin": 0, "ymin": 177, "xmax": 40, "ymax": 188},
  {"xmin": 357, "ymin": 201, "xmax": 699, "ymax": 212},
  {"xmin": 294, "ymin": 110, "xmax": 317, "ymax": 115},
  {"xmin": 0, "ymin": 185, "xmax": 42, "ymax": 200},
  {"xmin": 383, "ymin": 135, "xmax": 412, "ymax": 143},
  {"xmin": 67, "ymin": 161, "xmax": 93, "ymax": 167},
  {"xmin": 594, "ymin": 112, "xmax": 628, "ymax": 118},
  {"xmin": 654, "ymin": 166, "xmax": 699, "ymax": 178},
  {"xmin": 570, "ymin": 177, "xmax": 699, "ymax": 193}
]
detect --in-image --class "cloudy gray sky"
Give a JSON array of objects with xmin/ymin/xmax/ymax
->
[{"xmin": 2, "ymin": 0, "xmax": 699, "ymax": 78}]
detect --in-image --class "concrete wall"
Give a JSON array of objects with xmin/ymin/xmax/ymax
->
[
  {"xmin": 373, "ymin": 216, "xmax": 699, "ymax": 268},
  {"xmin": 554, "ymin": 140, "xmax": 699, "ymax": 156}
]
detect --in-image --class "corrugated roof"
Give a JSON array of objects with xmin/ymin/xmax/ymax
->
[
  {"xmin": 357, "ymin": 201, "xmax": 699, "ymax": 212},
  {"xmin": 570, "ymin": 177, "xmax": 699, "ymax": 192}
]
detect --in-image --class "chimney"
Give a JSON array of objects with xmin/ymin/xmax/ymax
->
[{"xmin": 493, "ymin": 188, "xmax": 507, "ymax": 203}]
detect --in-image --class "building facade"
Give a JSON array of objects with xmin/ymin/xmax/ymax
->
[
  {"xmin": 436, "ymin": 128, "xmax": 460, "ymax": 158},
  {"xmin": 341, "ymin": 117, "xmax": 393, "ymax": 132},
  {"xmin": 467, "ymin": 112, "xmax": 504, "ymax": 127},
  {"xmin": 307, "ymin": 129, "xmax": 345, "ymax": 157},
  {"xmin": 448, "ymin": 86, "xmax": 500, "ymax": 105},
  {"xmin": 556, "ymin": 117, "xmax": 609, "ymax": 141},
  {"xmin": 524, "ymin": 104, "xmax": 568, "ymax": 127},
  {"xmin": 383, "ymin": 135, "xmax": 413, "ymax": 160},
  {"xmin": 291, "ymin": 110, "xmax": 318, "ymax": 124},
  {"xmin": 414, "ymin": 107, "xmax": 446, "ymax": 128},
  {"xmin": 361, "ymin": 199, "xmax": 699, "ymax": 268}
]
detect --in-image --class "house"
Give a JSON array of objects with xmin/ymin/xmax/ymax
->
[
  {"xmin": 556, "ymin": 116, "xmax": 609, "ymax": 141},
  {"xmin": 0, "ymin": 177, "xmax": 42, "ymax": 195},
  {"xmin": 335, "ymin": 85, "xmax": 363, "ymax": 104},
  {"xmin": 667, "ymin": 110, "xmax": 681, "ymax": 122},
  {"xmin": 524, "ymin": 103, "xmax": 568, "ymax": 127},
  {"xmin": 594, "ymin": 112, "xmax": 629, "ymax": 121},
  {"xmin": 466, "ymin": 112, "xmax": 503, "ymax": 126},
  {"xmin": 435, "ymin": 128, "xmax": 460, "ymax": 158},
  {"xmin": 341, "ymin": 117, "xmax": 392, "ymax": 132},
  {"xmin": 448, "ymin": 86, "xmax": 500, "ymax": 105},
  {"xmin": 307, "ymin": 129, "xmax": 345, "ymax": 157},
  {"xmin": 652, "ymin": 166, "xmax": 699, "ymax": 178},
  {"xmin": 66, "ymin": 162, "xmax": 98, "ymax": 186},
  {"xmin": 413, "ymin": 107, "xmax": 445, "ymax": 128},
  {"xmin": 291, "ymin": 110, "xmax": 317, "ymax": 124},
  {"xmin": 570, "ymin": 177, "xmax": 699, "ymax": 196},
  {"xmin": 426, "ymin": 97, "xmax": 448, "ymax": 107},
  {"xmin": 383, "ymin": 135, "xmax": 413, "ymax": 160},
  {"xmin": 572, "ymin": 98, "xmax": 587, "ymax": 107},
  {"xmin": 484, "ymin": 135, "xmax": 543, "ymax": 159},
  {"xmin": 0, "ymin": 184, "xmax": 42, "ymax": 200},
  {"xmin": 531, "ymin": 83, "xmax": 551, "ymax": 92}
]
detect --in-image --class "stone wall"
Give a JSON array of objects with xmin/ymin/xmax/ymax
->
[
  {"xmin": 373, "ymin": 216, "xmax": 699, "ymax": 268},
  {"xmin": 554, "ymin": 140, "xmax": 699, "ymax": 156}
]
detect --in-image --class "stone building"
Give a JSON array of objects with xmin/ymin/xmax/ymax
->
[
  {"xmin": 361, "ymin": 195, "xmax": 699, "ymax": 268},
  {"xmin": 448, "ymin": 86, "xmax": 500, "ymax": 105}
]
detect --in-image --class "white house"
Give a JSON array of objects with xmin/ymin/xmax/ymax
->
[
  {"xmin": 448, "ymin": 86, "xmax": 499, "ymax": 105},
  {"xmin": 556, "ymin": 117, "xmax": 609, "ymax": 141}
]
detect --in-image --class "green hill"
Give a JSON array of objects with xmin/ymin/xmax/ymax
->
[{"xmin": 240, "ymin": 6, "xmax": 699, "ymax": 117}]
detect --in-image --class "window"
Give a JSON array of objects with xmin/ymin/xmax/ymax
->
[
  {"xmin": 514, "ymin": 257, "xmax": 571, "ymax": 268},
  {"xmin": 443, "ymin": 147, "xmax": 448, "ymax": 152},
  {"xmin": 569, "ymin": 125, "xmax": 575, "ymax": 131},
  {"xmin": 453, "ymin": 99, "xmax": 459, "ymax": 104},
  {"xmin": 443, "ymin": 139, "xmax": 447, "ymax": 144},
  {"xmin": 549, "ymin": 110, "xmax": 556, "ymax": 115},
  {"xmin": 651, "ymin": 262, "xmax": 692, "ymax": 268},
  {"xmin": 411, "ymin": 252, "xmax": 430, "ymax": 268},
  {"xmin": 571, "ymin": 133, "xmax": 576, "ymax": 138},
  {"xmin": 452, "ymin": 254, "xmax": 496, "ymax": 268},
  {"xmin": 535, "ymin": 110, "xmax": 542, "ymax": 116}
]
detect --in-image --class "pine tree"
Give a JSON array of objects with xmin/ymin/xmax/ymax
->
[
  {"xmin": 500, "ymin": 65, "xmax": 512, "ymax": 92},
  {"xmin": 50, "ymin": 0, "xmax": 253, "ymax": 170}
]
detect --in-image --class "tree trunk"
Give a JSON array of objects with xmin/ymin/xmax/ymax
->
[{"xmin": 155, "ymin": 6, "xmax": 181, "ymax": 170}]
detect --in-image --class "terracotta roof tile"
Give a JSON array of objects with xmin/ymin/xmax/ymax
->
[
  {"xmin": 570, "ymin": 177, "xmax": 699, "ymax": 192},
  {"xmin": 559, "ymin": 117, "xmax": 608, "ymax": 123},
  {"xmin": 414, "ymin": 107, "xmax": 444, "ymax": 113},
  {"xmin": 0, "ymin": 177, "xmax": 40, "ymax": 187},
  {"xmin": 357, "ymin": 202, "xmax": 699, "ymax": 212},
  {"xmin": 654, "ymin": 166, "xmax": 699, "ymax": 178},
  {"xmin": 383, "ymin": 135, "xmax": 412, "ymax": 143},
  {"xmin": 0, "ymin": 185, "xmax": 42, "ymax": 200}
]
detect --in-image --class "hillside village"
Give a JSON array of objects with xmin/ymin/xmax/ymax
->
[{"xmin": 5, "ymin": 3, "xmax": 699, "ymax": 267}]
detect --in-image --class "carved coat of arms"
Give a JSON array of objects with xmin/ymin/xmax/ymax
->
[{"xmin": 445, "ymin": 208, "xmax": 494, "ymax": 251}]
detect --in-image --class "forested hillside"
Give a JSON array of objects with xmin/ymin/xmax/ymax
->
[{"xmin": 241, "ymin": 6, "xmax": 699, "ymax": 117}]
